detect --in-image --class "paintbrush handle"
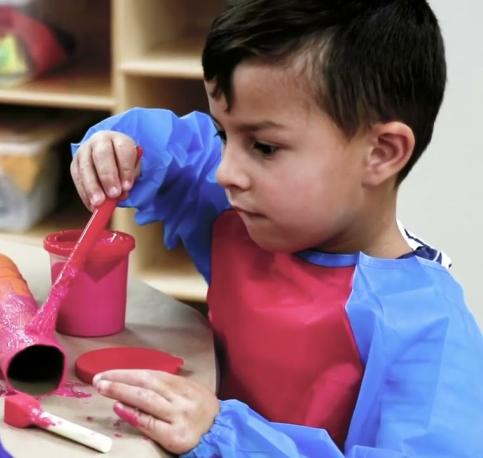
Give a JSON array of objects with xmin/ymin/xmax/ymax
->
[
  {"xmin": 30, "ymin": 146, "xmax": 144, "ymax": 336},
  {"xmin": 57, "ymin": 144, "xmax": 144, "ymax": 271},
  {"xmin": 69, "ymin": 197, "xmax": 117, "ymax": 268},
  {"xmin": 33, "ymin": 409, "xmax": 112, "ymax": 453},
  {"xmin": 67, "ymin": 142, "xmax": 143, "ymax": 269}
]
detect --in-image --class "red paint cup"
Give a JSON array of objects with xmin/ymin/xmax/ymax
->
[{"xmin": 43, "ymin": 229, "xmax": 135, "ymax": 337}]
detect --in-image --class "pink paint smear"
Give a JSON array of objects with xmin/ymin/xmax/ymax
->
[
  {"xmin": 0, "ymin": 379, "xmax": 90, "ymax": 399},
  {"xmin": 32, "ymin": 409, "xmax": 56, "ymax": 428},
  {"xmin": 113, "ymin": 402, "xmax": 140, "ymax": 428},
  {"xmin": 50, "ymin": 380, "xmax": 92, "ymax": 399},
  {"xmin": 29, "ymin": 263, "xmax": 80, "ymax": 336},
  {"xmin": 0, "ymin": 381, "xmax": 15, "ymax": 397},
  {"xmin": 113, "ymin": 419, "xmax": 122, "ymax": 428}
]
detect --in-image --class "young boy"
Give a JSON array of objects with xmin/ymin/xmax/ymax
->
[{"xmin": 70, "ymin": 1, "xmax": 483, "ymax": 456}]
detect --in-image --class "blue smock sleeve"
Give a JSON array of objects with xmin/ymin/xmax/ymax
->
[
  {"xmin": 71, "ymin": 107, "xmax": 230, "ymax": 282},
  {"xmin": 0, "ymin": 442, "xmax": 10, "ymax": 458},
  {"xmin": 182, "ymin": 256, "xmax": 483, "ymax": 458},
  {"xmin": 183, "ymin": 400, "xmax": 346, "ymax": 457}
]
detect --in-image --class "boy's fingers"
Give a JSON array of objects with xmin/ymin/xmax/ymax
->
[
  {"xmin": 97, "ymin": 380, "xmax": 173, "ymax": 421},
  {"xmin": 111, "ymin": 138, "xmax": 138, "ymax": 192},
  {"xmin": 91, "ymin": 139, "xmax": 122, "ymax": 199},
  {"xmin": 115, "ymin": 402, "xmax": 204, "ymax": 455},
  {"xmin": 70, "ymin": 155, "xmax": 91, "ymax": 210},
  {"xmin": 94, "ymin": 370, "xmax": 181, "ymax": 400},
  {"xmin": 94, "ymin": 370, "xmax": 181, "ymax": 392},
  {"xmin": 76, "ymin": 148, "xmax": 105, "ymax": 208}
]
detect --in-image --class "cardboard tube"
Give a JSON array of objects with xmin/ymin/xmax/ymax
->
[{"xmin": 0, "ymin": 254, "xmax": 65, "ymax": 394}]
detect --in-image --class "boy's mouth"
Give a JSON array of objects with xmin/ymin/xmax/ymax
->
[{"xmin": 232, "ymin": 205, "xmax": 262, "ymax": 218}]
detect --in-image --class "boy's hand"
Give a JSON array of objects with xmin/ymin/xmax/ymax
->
[
  {"xmin": 93, "ymin": 370, "xmax": 220, "ymax": 455},
  {"xmin": 70, "ymin": 131, "xmax": 139, "ymax": 210}
]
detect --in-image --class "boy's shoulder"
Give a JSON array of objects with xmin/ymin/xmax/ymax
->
[
  {"xmin": 359, "ymin": 252, "xmax": 482, "ymax": 348},
  {"xmin": 350, "ymin": 252, "xmax": 482, "ymax": 370},
  {"xmin": 355, "ymin": 251, "xmax": 466, "ymax": 317}
]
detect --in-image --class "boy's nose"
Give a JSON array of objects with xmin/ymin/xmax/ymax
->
[{"xmin": 216, "ymin": 145, "xmax": 250, "ymax": 191}]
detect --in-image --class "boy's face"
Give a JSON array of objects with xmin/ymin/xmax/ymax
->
[{"xmin": 205, "ymin": 60, "xmax": 373, "ymax": 253}]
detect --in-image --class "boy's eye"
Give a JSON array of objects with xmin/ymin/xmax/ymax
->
[
  {"xmin": 254, "ymin": 141, "xmax": 277, "ymax": 156},
  {"xmin": 213, "ymin": 128, "xmax": 277, "ymax": 156},
  {"xmin": 214, "ymin": 129, "xmax": 227, "ymax": 144}
]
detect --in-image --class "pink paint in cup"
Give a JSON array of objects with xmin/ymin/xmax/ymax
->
[{"xmin": 43, "ymin": 229, "xmax": 135, "ymax": 337}]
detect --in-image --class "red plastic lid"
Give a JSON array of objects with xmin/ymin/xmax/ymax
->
[
  {"xmin": 75, "ymin": 347, "xmax": 184, "ymax": 384},
  {"xmin": 43, "ymin": 229, "xmax": 135, "ymax": 261}
]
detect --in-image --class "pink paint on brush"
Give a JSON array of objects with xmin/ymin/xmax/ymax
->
[
  {"xmin": 4, "ymin": 393, "xmax": 55, "ymax": 428},
  {"xmin": 33, "ymin": 146, "xmax": 142, "ymax": 337},
  {"xmin": 39, "ymin": 146, "xmax": 142, "ymax": 338},
  {"xmin": 30, "ymin": 198, "xmax": 119, "ymax": 337},
  {"xmin": 113, "ymin": 402, "xmax": 140, "ymax": 428}
]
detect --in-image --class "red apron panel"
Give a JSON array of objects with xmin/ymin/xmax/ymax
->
[{"xmin": 208, "ymin": 211, "xmax": 363, "ymax": 447}]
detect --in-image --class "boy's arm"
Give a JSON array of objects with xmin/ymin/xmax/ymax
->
[
  {"xmin": 183, "ymin": 400, "xmax": 348, "ymax": 457},
  {"xmin": 182, "ymin": 400, "xmax": 396, "ymax": 458},
  {"xmin": 72, "ymin": 108, "xmax": 229, "ymax": 282},
  {"xmin": 182, "ymin": 266, "xmax": 483, "ymax": 458},
  {"xmin": 184, "ymin": 341, "xmax": 482, "ymax": 458}
]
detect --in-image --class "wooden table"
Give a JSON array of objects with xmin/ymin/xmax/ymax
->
[{"xmin": 0, "ymin": 239, "xmax": 216, "ymax": 457}]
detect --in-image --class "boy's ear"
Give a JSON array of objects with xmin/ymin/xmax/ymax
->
[{"xmin": 362, "ymin": 122, "xmax": 415, "ymax": 187}]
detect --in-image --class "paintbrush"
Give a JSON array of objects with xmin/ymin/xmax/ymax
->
[
  {"xmin": 27, "ymin": 145, "xmax": 143, "ymax": 337},
  {"xmin": 4, "ymin": 393, "xmax": 112, "ymax": 453}
]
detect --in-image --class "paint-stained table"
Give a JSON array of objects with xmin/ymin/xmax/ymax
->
[{"xmin": 0, "ymin": 239, "xmax": 216, "ymax": 457}]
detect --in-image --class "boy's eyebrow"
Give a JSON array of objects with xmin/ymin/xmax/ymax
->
[{"xmin": 209, "ymin": 114, "xmax": 286, "ymax": 131}]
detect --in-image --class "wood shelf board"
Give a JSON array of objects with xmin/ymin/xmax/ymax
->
[
  {"xmin": 0, "ymin": 62, "xmax": 113, "ymax": 110},
  {"xmin": 139, "ymin": 266, "xmax": 207, "ymax": 302},
  {"xmin": 119, "ymin": 38, "xmax": 204, "ymax": 78},
  {"xmin": 0, "ymin": 204, "xmax": 91, "ymax": 246}
]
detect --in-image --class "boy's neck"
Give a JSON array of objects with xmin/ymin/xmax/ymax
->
[
  {"xmin": 362, "ymin": 187, "xmax": 413, "ymax": 259},
  {"xmin": 316, "ymin": 188, "xmax": 412, "ymax": 259},
  {"xmin": 358, "ymin": 218, "xmax": 412, "ymax": 259}
]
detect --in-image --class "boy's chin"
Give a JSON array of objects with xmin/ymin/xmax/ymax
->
[
  {"xmin": 241, "ymin": 218, "xmax": 315, "ymax": 253},
  {"xmin": 249, "ymin": 233, "xmax": 304, "ymax": 254}
]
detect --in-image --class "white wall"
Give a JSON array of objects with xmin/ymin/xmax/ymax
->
[{"xmin": 399, "ymin": 1, "xmax": 483, "ymax": 325}]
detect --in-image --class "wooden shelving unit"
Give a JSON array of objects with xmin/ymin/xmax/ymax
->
[
  {"xmin": 0, "ymin": 0, "xmax": 224, "ymax": 302},
  {"xmin": 0, "ymin": 61, "xmax": 113, "ymax": 110},
  {"xmin": 0, "ymin": 203, "xmax": 91, "ymax": 246},
  {"xmin": 118, "ymin": 36, "xmax": 205, "ymax": 78}
]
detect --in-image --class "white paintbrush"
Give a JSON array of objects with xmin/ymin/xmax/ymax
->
[{"xmin": 4, "ymin": 393, "xmax": 112, "ymax": 453}]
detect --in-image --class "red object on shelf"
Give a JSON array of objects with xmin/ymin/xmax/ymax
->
[
  {"xmin": 75, "ymin": 347, "xmax": 184, "ymax": 384},
  {"xmin": 0, "ymin": 6, "xmax": 67, "ymax": 77}
]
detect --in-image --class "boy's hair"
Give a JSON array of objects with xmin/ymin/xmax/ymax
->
[{"xmin": 202, "ymin": 0, "xmax": 446, "ymax": 183}]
